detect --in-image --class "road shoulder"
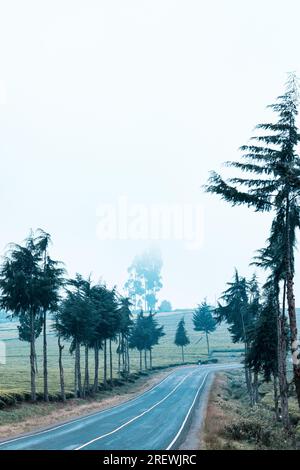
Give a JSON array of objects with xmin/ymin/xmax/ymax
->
[
  {"xmin": 0, "ymin": 368, "xmax": 177, "ymax": 441},
  {"xmin": 178, "ymin": 372, "xmax": 214, "ymax": 450},
  {"xmin": 201, "ymin": 370, "xmax": 299, "ymax": 450}
]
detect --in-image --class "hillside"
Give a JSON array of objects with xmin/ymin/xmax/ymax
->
[{"xmin": 0, "ymin": 309, "xmax": 241, "ymax": 394}]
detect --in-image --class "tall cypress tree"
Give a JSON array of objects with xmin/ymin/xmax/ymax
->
[
  {"xmin": 216, "ymin": 271, "xmax": 259, "ymax": 404},
  {"xmin": 0, "ymin": 232, "xmax": 46, "ymax": 401},
  {"xmin": 193, "ymin": 300, "xmax": 216, "ymax": 356},
  {"xmin": 246, "ymin": 285, "xmax": 278, "ymax": 380},
  {"xmin": 252, "ymin": 213, "xmax": 290, "ymax": 426},
  {"xmin": 144, "ymin": 312, "xmax": 165, "ymax": 369},
  {"xmin": 174, "ymin": 317, "xmax": 190, "ymax": 362},
  {"xmin": 129, "ymin": 311, "xmax": 146, "ymax": 370},
  {"xmin": 206, "ymin": 74, "xmax": 300, "ymax": 405},
  {"xmin": 117, "ymin": 296, "xmax": 133, "ymax": 377}
]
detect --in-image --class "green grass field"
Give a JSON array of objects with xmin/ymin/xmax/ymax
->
[{"xmin": 0, "ymin": 310, "xmax": 242, "ymax": 394}]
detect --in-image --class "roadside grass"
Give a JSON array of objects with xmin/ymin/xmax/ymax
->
[
  {"xmin": 0, "ymin": 368, "xmax": 175, "ymax": 437},
  {"xmin": 0, "ymin": 375, "xmax": 146, "ymax": 426},
  {"xmin": 203, "ymin": 370, "xmax": 300, "ymax": 450},
  {"xmin": 0, "ymin": 310, "xmax": 242, "ymax": 395}
]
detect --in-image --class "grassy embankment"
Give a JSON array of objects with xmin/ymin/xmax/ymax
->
[{"xmin": 203, "ymin": 370, "xmax": 300, "ymax": 450}]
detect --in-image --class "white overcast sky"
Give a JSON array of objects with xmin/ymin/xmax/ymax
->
[{"xmin": 0, "ymin": 0, "xmax": 299, "ymax": 308}]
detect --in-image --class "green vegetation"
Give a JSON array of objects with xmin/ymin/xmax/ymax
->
[
  {"xmin": 174, "ymin": 317, "xmax": 190, "ymax": 362},
  {"xmin": 129, "ymin": 311, "xmax": 165, "ymax": 370},
  {"xmin": 0, "ymin": 229, "xmax": 239, "ymax": 410},
  {"xmin": 204, "ymin": 370, "xmax": 299, "ymax": 450},
  {"xmin": 0, "ymin": 310, "xmax": 239, "ymax": 398},
  {"xmin": 193, "ymin": 300, "xmax": 216, "ymax": 355}
]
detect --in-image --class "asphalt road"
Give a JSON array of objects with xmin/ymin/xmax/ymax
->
[{"xmin": 0, "ymin": 363, "xmax": 239, "ymax": 450}]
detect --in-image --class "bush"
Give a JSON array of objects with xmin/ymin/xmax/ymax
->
[
  {"xmin": 225, "ymin": 419, "xmax": 272, "ymax": 446},
  {"xmin": 0, "ymin": 393, "xmax": 17, "ymax": 406}
]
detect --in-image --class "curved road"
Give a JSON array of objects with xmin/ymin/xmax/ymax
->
[{"xmin": 0, "ymin": 364, "xmax": 239, "ymax": 450}]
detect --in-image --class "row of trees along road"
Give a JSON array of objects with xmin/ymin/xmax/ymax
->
[
  {"xmin": 206, "ymin": 72, "xmax": 300, "ymax": 429},
  {"xmin": 0, "ymin": 230, "xmax": 165, "ymax": 402},
  {"xmin": 129, "ymin": 311, "xmax": 165, "ymax": 370}
]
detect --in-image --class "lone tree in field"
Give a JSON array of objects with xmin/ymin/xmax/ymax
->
[
  {"xmin": 193, "ymin": 301, "xmax": 216, "ymax": 356},
  {"xmin": 174, "ymin": 317, "xmax": 190, "ymax": 362},
  {"xmin": 205, "ymin": 73, "xmax": 300, "ymax": 406}
]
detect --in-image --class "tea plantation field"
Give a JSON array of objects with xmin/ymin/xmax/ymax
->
[{"xmin": 0, "ymin": 310, "xmax": 242, "ymax": 394}]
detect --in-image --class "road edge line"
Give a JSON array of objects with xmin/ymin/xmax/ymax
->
[
  {"xmin": 166, "ymin": 372, "xmax": 209, "ymax": 450},
  {"xmin": 0, "ymin": 367, "xmax": 190, "ymax": 447},
  {"xmin": 74, "ymin": 369, "xmax": 196, "ymax": 450}
]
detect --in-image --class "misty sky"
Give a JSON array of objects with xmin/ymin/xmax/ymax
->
[{"xmin": 0, "ymin": 1, "xmax": 299, "ymax": 308}]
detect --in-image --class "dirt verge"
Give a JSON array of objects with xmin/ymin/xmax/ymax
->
[
  {"xmin": 202, "ymin": 371, "xmax": 299, "ymax": 450},
  {"xmin": 0, "ymin": 368, "xmax": 176, "ymax": 441}
]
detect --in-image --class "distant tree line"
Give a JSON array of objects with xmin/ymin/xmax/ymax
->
[{"xmin": 125, "ymin": 248, "xmax": 163, "ymax": 312}]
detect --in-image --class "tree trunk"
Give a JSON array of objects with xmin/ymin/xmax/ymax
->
[
  {"xmin": 74, "ymin": 344, "xmax": 78, "ymax": 398},
  {"xmin": 243, "ymin": 341, "xmax": 254, "ymax": 406},
  {"xmin": 109, "ymin": 339, "xmax": 113, "ymax": 386},
  {"xmin": 244, "ymin": 362, "xmax": 254, "ymax": 406},
  {"xmin": 182, "ymin": 346, "xmax": 184, "ymax": 363},
  {"xmin": 206, "ymin": 332, "xmax": 210, "ymax": 356},
  {"xmin": 58, "ymin": 335, "xmax": 65, "ymax": 402},
  {"xmin": 43, "ymin": 309, "xmax": 48, "ymax": 402},
  {"xmin": 118, "ymin": 334, "xmax": 121, "ymax": 377},
  {"xmin": 35, "ymin": 352, "xmax": 38, "ymax": 375},
  {"xmin": 78, "ymin": 344, "xmax": 82, "ymax": 397},
  {"xmin": 245, "ymin": 366, "xmax": 252, "ymax": 404},
  {"xmin": 122, "ymin": 334, "xmax": 125, "ymax": 372},
  {"xmin": 93, "ymin": 343, "xmax": 99, "ymax": 394},
  {"xmin": 278, "ymin": 316, "xmax": 290, "ymax": 428},
  {"xmin": 83, "ymin": 344, "xmax": 89, "ymax": 397},
  {"xmin": 30, "ymin": 310, "xmax": 36, "ymax": 402},
  {"xmin": 149, "ymin": 348, "xmax": 152, "ymax": 369},
  {"xmin": 126, "ymin": 338, "xmax": 130, "ymax": 375},
  {"xmin": 253, "ymin": 371, "xmax": 259, "ymax": 404},
  {"xmin": 75, "ymin": 340, "xmax": 82, "ymax": 398},
  {"xmin": 286, "ymin": 272, "xmax": 300, "ymax": 404},
  {"xmin": 139, "ymin": 350, "xmax": 142, "ymax": 371},
  {"xmin": 285, "ymin": 196, "xmax": 300, "ymax": 407},
  {"xmin": 144, "ymin": 349, "xmax": 147, "ymax": 369},
  {"xmin": 273, "ymin": 374, "xmax": 280, "ymax": 422},
  {"xmin": 103, "ymin": 340, "xmax": 107, "ymax": 387},
  {"xmin": 278, "ymin": 281, "xmax": 289, "ymax": 428}
]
